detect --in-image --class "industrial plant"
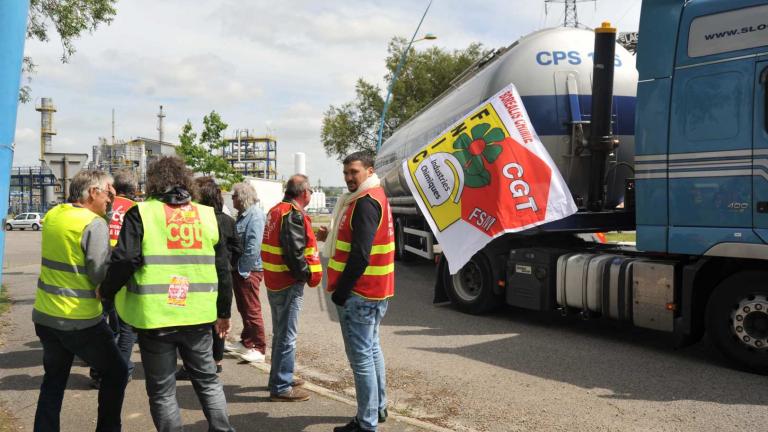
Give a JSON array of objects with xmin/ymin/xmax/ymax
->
[{"xmin": 8, "ymin": 101, "xmax": 294, "ymax": 214}]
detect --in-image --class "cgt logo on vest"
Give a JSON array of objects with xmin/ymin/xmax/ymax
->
[{"xmin": 163, "ymin": 204, "xmax": 203, "ymax": 249}]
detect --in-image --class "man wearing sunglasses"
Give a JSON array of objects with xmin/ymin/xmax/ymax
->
[{"xmin": 32, "ymin": 169, "xmax": 128, "ymax": 432}]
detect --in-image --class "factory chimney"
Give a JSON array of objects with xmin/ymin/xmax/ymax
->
[
  {"xmin": 157, "ymin": 105, "xmax": 165, "ymax": 143},
  {"xmin": 35, "ymin": 97, "xmax": 57, "ymax": 161}
]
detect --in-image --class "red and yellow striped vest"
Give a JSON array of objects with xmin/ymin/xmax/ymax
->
[
  {"xmin": 326, "ymin": 186, "xmax": 395, "ymax": 300},
  {"xmin": 262, "ymin": 201, "xmax": 322, "ymax": 291},
  {"xmin": 108, "ymin": 195, "xmax": 136, "ymax": 247}
]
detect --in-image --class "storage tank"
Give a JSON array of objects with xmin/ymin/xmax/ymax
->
[
  {"xmin": 375, "ymin": 27, "xmax": 637, "ymax": 211},
  {"xmin": 308, "ymin": 188, "xmax": 326, "ymax": 212},
  {"xmin": 294, "ymin": 152, "xmax": 306, "ymax": 176}
]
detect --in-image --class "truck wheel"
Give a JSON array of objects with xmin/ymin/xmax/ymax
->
[
  {"xmin": 394, "ymin": 219, "xmax": 412, "ymax": 263},
  {"xmin": 706, "ymin": 271, "xmax": 768, "ymax": 375},
  {"xmin": 444, "ymin": 252, "xmax": 501, "ymax": 314}
]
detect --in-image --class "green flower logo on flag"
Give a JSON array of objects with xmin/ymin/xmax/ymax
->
[{"xmin": 452, "ymin": 123, "xmax": 504, "ymax": 187}]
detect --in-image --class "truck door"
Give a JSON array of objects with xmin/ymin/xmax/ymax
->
[
  {"xmin": 753, "ymin": 60, "xmax": 768, "ymax": 241},
  {"xmin": 667, "ymin": 56, "xmax": 754, "ymax": 254}
]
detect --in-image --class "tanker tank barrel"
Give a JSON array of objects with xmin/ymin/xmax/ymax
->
[{"xmin": 375, "ymin": 26, "xmax": 637, "ymax": 219}]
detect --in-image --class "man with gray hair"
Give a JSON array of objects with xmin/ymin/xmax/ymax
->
[
  {"xmin": 226, "ymin": 182, "xmax": 267, "ymax": 363},
  {"xmin": 33, "ymin": 169, "xmax": 129, "ymax": 431},
  {"xmin": 262, "ymin": 174, "xmax": 322, "ymax": 402}
]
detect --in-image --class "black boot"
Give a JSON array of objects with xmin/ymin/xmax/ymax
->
[{"xmin": 333, "ymin": 418, "xmax": 374, "ymax": 432}]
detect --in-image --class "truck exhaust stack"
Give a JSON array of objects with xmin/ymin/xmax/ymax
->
[{"xmin": 587, "ymin": 21, "xmax": 618, "ymax": 212}]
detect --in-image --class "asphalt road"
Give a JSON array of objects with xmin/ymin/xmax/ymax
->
[
  {"xmin": 3, "ymin": 230, "xmax": 767, "ymax": 432},
  {"xmin": 290, "ymin": 253, "xmax": 768, "ymax": 432},
  {"xmin": 0, "ymin": 231, "xmax": 429, "ymax": 432}
]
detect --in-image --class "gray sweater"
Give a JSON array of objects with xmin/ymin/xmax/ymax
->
[{"xmin": 32, "ymin": 217, "xmax": 111, "ymax": 331}]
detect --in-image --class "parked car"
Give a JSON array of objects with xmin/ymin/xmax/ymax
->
[{"xmin": 6, "ymin": 212, "xmax": 43, "ymax": 231}]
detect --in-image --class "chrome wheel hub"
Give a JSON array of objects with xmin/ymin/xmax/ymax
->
[{"xmin": 731, "ymin": 295, "xmax": 768, "ymax": 350}]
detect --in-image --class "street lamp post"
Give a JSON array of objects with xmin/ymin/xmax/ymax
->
[{"xmin": 375, "ymin": 0, "xmax": 436, "ymax": 152}]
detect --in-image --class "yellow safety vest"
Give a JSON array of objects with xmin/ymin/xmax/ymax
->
[
  {"xmin": 34, "ymin": 204, "xmax": 103, "ymax": 325},
  {"xmin": 115, "ymin": 199, "xmax": 219, "ymax": 329}
]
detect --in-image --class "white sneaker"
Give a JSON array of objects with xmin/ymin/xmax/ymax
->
[
  {"xmin": 239, "ymin": 349, "xmax": 265, "ymax": 363},
  {"xmin": 225, "ymin": 341, "xmax": 250, "ymax": 355}
]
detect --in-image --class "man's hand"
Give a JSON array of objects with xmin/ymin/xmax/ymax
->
[
  {"xmin": 215, "ymin": 318, "xmax": 231, "ymax": 339},
  {"xmin": 317, "ymin": 226, "xmax": 329, "ymax": 242},
  {"xmin": 95, "ymin": 286, "xmax": 102, "ymax": 300},
  {"xmin": 331, "ymin": 290, "xmax": 349, "ymax": 307}
]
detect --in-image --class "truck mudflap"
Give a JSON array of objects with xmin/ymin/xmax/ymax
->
[
  {"xmin": 632, "ymin": 261, "xmax": 677, "ymax": 332},
  {"xmin": 434, "ymin": 255, "xmax": 449, "ymax": 304}
]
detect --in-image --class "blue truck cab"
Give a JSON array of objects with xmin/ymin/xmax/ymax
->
[
  {"xmin": 634, "ymin": 0, "xmax": 768, "ymax": 373},
  {"xmin": 637, "ymin": 0, "xmax": 768, "ymax": 256}
]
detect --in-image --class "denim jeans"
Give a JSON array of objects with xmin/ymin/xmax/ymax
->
[
  {"xmin": 137, "ymin": 327, "xmax": 234, "ymax": 432},
  {"xmin": 336, "ymin": 295, "xmax": 389, "ymax": 431},
  {"xmin": 34, "ymin": 321, "xmax": 129, "ymax": 432},
  {"xmin": 267, "ymin": 283, "xmax": 304, "ymax": 395},
  {"xmin": 99, "ymin": 299, "xmax": 137, "ymax": 376}
]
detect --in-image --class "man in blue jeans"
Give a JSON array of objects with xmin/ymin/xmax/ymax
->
[
  {"xmin": 261, "ymin": 174, "xmax": 323, "ymax": 402},
  {"xmin": 321, "ymin": 152, "xmax": 396, "ymax": 432}
]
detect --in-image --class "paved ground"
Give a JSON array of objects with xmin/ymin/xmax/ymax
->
[
  {"xmin": 0, "ymin": 231, "xmax": 430, "ymax": 432},
  {"xmin": 293, "ymin": 257, "xmax": 768, "ymax": 432},
  {"xmin": 2, "ymin": 230, "xmax": 767, "ymax": 432}
]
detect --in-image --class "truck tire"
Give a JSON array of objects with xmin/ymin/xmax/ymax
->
[
  {"xmin": 444, "ymin": 252, "xmax": 502, "ymax": 314},
  {"xmin": 706, "ymin": 271, "xmax": 768, "ymax": 375},
  {"xmin": 394, "ymin": 219, "xmax": 413, "ymax": 263}
]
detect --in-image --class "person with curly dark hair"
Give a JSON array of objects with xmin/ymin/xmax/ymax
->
[{"xmin": 101, "ymin": 156, "xmax": 235, "ymax": 431}]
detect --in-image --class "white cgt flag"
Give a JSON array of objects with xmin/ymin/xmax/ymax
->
[{"xmin": 402, "ymin": 83, "xmax": 578, "ymax": 274}]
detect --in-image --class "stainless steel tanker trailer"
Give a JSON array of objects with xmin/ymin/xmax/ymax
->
[{"xmin": 375, "ymin": 25, "xmax": 639, "ymax": 307}]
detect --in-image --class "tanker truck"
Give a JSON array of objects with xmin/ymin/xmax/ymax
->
[{"xmin": 375, "ymin": 0, "xmax": 768, "ymax": 374}]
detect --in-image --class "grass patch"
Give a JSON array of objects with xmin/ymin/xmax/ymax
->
[
  {"xmin": 309, "ymin": 214, "xmax": 331, "ymax": 224},
  {"xmin": 0, "ymin": 286, "xmax": 10, "ymax": 317},
  {"xmin": 604, "ymin": 231, "xmax": 636, "ymax": 243}
]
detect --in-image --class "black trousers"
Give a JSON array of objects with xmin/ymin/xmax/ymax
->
[{"xmin": 34, "ymin": 321, "xmax": 129, "ymax": 432}]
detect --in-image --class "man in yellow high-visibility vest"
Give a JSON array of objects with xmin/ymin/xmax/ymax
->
[{"xmin": 32, "ymin": 169, "xmax": 129, "ymax": 432}]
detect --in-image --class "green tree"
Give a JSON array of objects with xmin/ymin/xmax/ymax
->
[
  {"xmin": 20, "ymin": 0, "xmax": 118, "ymax": 102},
  {"xmin": 176, "ymin": 111, "xmax": 243, "ymax": 188},
  {"xmin": 321, "ymin": 37, "xmax": 489, "ymax": 159}
]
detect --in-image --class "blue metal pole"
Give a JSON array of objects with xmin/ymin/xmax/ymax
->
[
  {"xmin": 375, "ymin": 0, "xmax": 433, "ymax": 152},
  {"xmin": 0, "ymin": 1, "xmax": 31, "ymax": 287}
]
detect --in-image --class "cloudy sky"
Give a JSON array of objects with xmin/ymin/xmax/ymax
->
[{"xmin": 13, "ymin": 0, "xmax": 641, "ymax": 186}]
